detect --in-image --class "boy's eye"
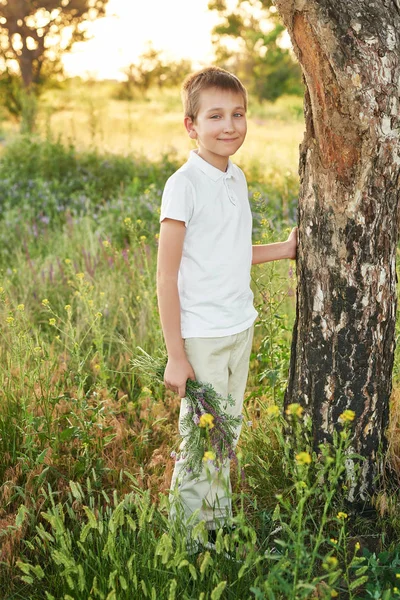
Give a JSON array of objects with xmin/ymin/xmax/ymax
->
[
  {"xmin": 210, "ymin": 114, "xmax": 221, "ymax": 119},
  {"xmin": 234, "ymin": 112, "xmax": 244, "ymax": 118}
]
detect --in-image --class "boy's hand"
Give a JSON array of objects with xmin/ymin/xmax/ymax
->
[
  {"xmin": 164, "ymin": 356, "xmax": 195, "ymax": 398},
  {"xmin": 287, "ymin": 227, "xmax": 298, "ymax": 259}
]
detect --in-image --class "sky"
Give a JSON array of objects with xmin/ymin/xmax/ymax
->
[{"xmin": 62, "ymin": 0, "xmax": 221, "ymax": 80}]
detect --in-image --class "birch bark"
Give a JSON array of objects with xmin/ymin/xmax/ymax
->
[{"xmin": 274, "ymin": 0, "xmax": 400, "ymax": 501}]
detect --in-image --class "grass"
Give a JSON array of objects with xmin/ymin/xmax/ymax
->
[
  {"xmin": 0, "ymin": 86, "xmax": 400, "ymax": 598},
  {"xmin": 2, "ymin": 80, "xmax": 305, "ymax": 176}
]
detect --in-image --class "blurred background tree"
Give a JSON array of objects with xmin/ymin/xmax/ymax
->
[
  {"xmin": 115, "ymin": 44, "xmax": 192, "ymax": 101},
  {"xmin": 208, "ymin": 0, "xmax": 303, "ymax": 102},
  {"xmin": 0, "ymin": 0, "xmax": 109, "ymax": 132}
]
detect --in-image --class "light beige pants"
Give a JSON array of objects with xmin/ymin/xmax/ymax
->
[{"xmin": 169, "ymin": 326, "xmax": 254, "ymax": 530}]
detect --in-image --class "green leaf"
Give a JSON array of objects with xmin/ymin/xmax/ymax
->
[
  {"xmin": 200, "ymin": 551, "xmax": 213, "ymax": 578},
  {"xmin": 211, "ymin": 581, "xmax": 227, "ymax": 600},
  {"xmin": 69, "ymin": 480, "xmax": 83, "ymax": 502},
  {"xmin": 189, "ymin": 564, "xmax": 197, "ymax": 581},
  {"xmin": 168, "ymin": 579, "xmax": 177, "ymax": 600},
  {"xmin": 15, "ymin": 505, "xmax": 29, "ymax": 528},
  {"xmin": 349, "ymin": 576, "xmax": 369, "ymax": 591}
]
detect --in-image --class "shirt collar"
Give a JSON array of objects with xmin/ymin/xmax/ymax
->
[{"xmin": 188, "ymin": 150, "xmax": 234, "ymax": 181}]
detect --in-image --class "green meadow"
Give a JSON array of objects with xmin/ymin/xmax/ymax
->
[{"xmin": 1, "ymin": 82, "xmax": 400, "ymax": 599}]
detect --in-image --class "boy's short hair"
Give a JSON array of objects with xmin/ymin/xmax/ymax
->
[{"xmin": 181, "ymin": 66, "xmax": 248, "ymax": 121}]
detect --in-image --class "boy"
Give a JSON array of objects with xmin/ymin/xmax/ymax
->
[{"xmin": 157, "ymin": 66, "xmax": 297, "ymax": 535}]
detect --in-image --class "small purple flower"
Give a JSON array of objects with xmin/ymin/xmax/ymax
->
[{"xmin": 170, "ymin": 451, "xmax": 177, "ymax": 459}]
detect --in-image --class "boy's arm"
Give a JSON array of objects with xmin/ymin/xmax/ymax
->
[
  {"xmin": 157, "ymin": 218, "xmax": 195, "ymax": 398},
  {"xmin": 252, "ymin": 226, "xmax": 298, "ymax": 265}
]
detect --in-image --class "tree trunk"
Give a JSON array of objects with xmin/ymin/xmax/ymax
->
[{"xmin": 274, "ymin": 0, "xmax": 400, "ymax": 503}]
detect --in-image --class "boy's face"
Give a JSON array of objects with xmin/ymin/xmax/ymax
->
[{"xmin": 184, "ymin": 87, "xmax": 247, "ymax": 171}]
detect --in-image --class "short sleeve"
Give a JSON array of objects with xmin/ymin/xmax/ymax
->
[{"xmin": 160, "ymin": 173, "xmax": 194, "ymax": 227}]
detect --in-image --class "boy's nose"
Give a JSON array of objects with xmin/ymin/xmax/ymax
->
[{"xmin": 223, "ymin": 120, "xmax": 235, "ymax": 132}]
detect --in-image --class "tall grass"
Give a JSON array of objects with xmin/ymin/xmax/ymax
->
[{"xmin": 0, "ymin": 125, "xmax": 400, "ymax": 598}]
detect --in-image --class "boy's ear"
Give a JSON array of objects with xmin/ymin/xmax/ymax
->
[{"xmin": 184, "ymin": 116, "xmax": 197, "ymax": 139}]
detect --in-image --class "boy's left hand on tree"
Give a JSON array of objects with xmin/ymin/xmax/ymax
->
[{"xmin": 287, "ymin": 226, "xmax": 298, "ymax": 260}]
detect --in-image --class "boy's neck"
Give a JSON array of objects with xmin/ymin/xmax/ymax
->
[{"xmin": 197, "ymin": 149, "xmax": 229, "ymax": 172}]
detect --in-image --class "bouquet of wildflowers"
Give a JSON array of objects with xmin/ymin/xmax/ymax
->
[{"xmin": 131, "ymin": 348, "xmax": 243, "ymax": 478}]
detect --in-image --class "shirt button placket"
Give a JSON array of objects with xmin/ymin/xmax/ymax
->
[{"xmin": 224, "ymin": 177, "xmax": 236, "ymax": 206}]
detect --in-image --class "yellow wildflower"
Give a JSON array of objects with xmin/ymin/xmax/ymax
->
[
  {"xmin": 286, "ymin": 403, "xmax": 304, "ymax": 418},
  {"xmin": 65, "ymin": 258, "xmax": 72, "ymax": 265},
  {"xmin": 0, "ymin": 287, "xmax": 4, "ymax": 293},
  {"xmin": 124, "ymin": 217, "xmax": 132, "ymax": 225},
  {"xmin": 331, "ymin": 591, "xmax": 339, "ymax": 598},
  {"xmin": 64, "ymin": 304, "xmax": 71, "ymax": 312},
  {"xmin": 102, "ymin": 240, "xmax": 110, "ymax": 248},
  {"xmin": 94, "ymin": 364, "xmax": 101, "ymax": 371},
  {"xmin": 337, "ymin": 512, "xmax": 348, "ymax": 520},
  {"xmin": 199, "ymin": 413, "xmax": 215, "ymax": 429},
  {"xmin": 17, "ymin": 304, "xmax": 24, "ymax": 311},
  {"xmin": 6, "ymin": 316, "xmax": 14, "ymax": 324},
  {"xmin": 330, "ymin": 538, "xmax": 338, "ymax": 545},
  {"xmin": 88, "ymin": 300, "xmax": 94, "ymax": 307},
  {"xmin": 141, "ymin": 387, "xmax": 152, "ymax": 396},
  {"xmin": 155, "ymin": 233, "xmax": 160, "ymax": 240},
  {"xmin": 203, "ymin": 451, "xmax": 216, "ymax": 462},
  {"xmin": 136, "ymin": 219, "xmax": 142, "ymax": 225},
  {"xmin": 355, "ymin": 542, "xmax": 361, "ymax": 551},
  {"xmin": 295, "ymin": 452, "xmax": 312, "ymax": 465},
  {"xmin": 76, "ymin": 272, "xmax": 85, "ymax": 280},
  {"xmin": 42, "ymin": 298, "xmax": 49, "ymax": 306},
  {"xmin": 49, "ymin": 318, "xmax": 56, "ymax": 326},
  {"xmin": 339, "ymin": 409, "xmax": 356, "ymax": 423},
  {"xmin": 140, "ymin": 235, "xmax": 147, "ymax": 242},
  {"xmin": 266, "ymin": 405, "xmax": 280, "ymax": 417},
  {"xmin": 95, "ymin": 312, "xmax": 102, "ymax": 318},
  {"xmin": 396, "ymin": 573, "xmax": 400, "ymax": 579},
  {"xmin": 323, "ymin": 556, "xmax": 338, "ymax": 570}
]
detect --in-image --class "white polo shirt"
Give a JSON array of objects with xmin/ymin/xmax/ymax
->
[{"xmin": 160, "ymin": 150, "xmax": 257, "ymax": 338}]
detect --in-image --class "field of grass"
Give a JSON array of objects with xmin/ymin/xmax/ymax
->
[
  {"xmin": 2, "ymin": 80, "xmax": 305, "ymax": 176},
  {"xmin": 1, "ymin": 85, "xmax": 400, "ymax": 599}
]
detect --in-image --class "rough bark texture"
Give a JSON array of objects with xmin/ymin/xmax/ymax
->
[{"xmin": 275, "ymin": 0, "xmax": 400, "ymax": 502}]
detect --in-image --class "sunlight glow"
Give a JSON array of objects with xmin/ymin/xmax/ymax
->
[{"xmin": 62, "ymin": 0, "xmax": 220, "ymax": 80}]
